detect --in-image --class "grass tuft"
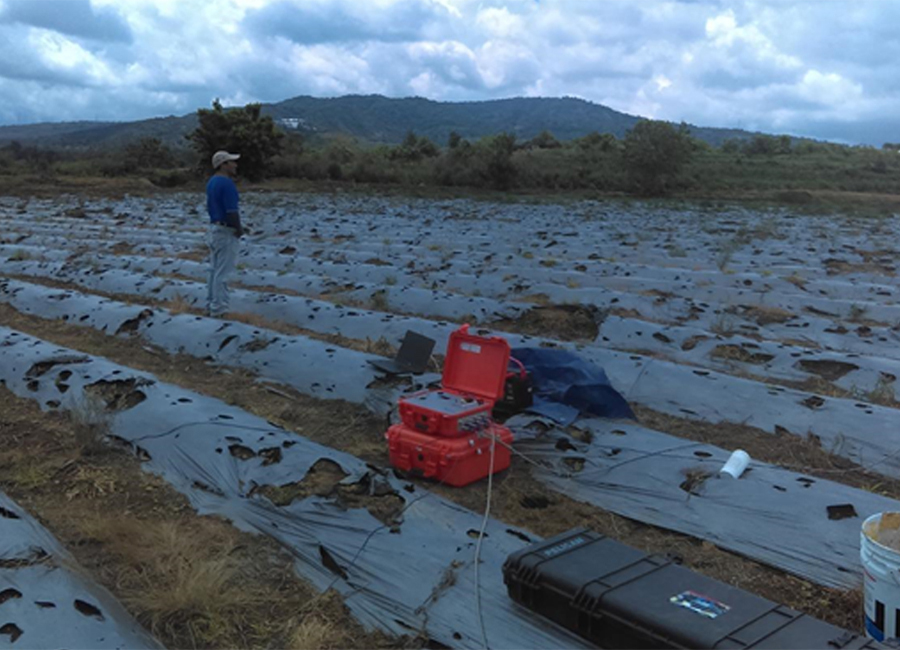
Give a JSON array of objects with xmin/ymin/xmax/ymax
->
[
  {"xmin": 68, "ymin": 393, "xmax": 113, "ymax": 457},
  {"xmin": 79, "ymin": 516, "xmax": 262, "ymax": 648},
  {"xmin": 289, "ymin": 615, "xmax": 347, "ymax": 650},
  {"xmin": 165, "ymin": 292, "xmax": 195, "ymax": 315}
]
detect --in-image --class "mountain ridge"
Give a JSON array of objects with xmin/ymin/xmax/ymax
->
[{"xmin": 0, "ymin": 94, "xmax": 763, "ymax": 150}]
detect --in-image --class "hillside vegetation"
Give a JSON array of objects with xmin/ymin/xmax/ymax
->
[
  {"xmin": 0, "ymin": 95, "xmax": 758, "ymax": 150},
  {"xmin": 0, "ymin": 98, "xmax": 898, "ymax": 211}
]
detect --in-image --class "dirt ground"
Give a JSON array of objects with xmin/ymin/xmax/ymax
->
[
  {"xmin": 0, "ymin": 382, "xmax": 407, "ymax": 649},
  {"xmin": 0, "ymin": 301, "xmax": 867, "ymax": 641}
]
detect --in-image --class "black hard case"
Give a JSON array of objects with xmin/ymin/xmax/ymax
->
[{"xmin": 502, "ymin": 528, "xmax": 882, "ymax": 649}]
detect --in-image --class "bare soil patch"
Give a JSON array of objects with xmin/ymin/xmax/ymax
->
[
  {"xmin": 255, "ymin": 459, "xmax": 405, "ymax": 526},
  {"xmin": 824, "ymin": 257, "xmax": 896, "ymax": 277},
  {"xmin": 492, "ymin": 303, "xmax": 600, "ymax": 341},
  {"xmin": 797, "ymin": 359, "xmax": 860, "ymax": 382},
  {"xmin": 710, "ymin": 343, "xmax": 775, "ymax": 365},
  {"xmin": 735, "ymin": 304, "xmax": 797, "ymax": 326}
]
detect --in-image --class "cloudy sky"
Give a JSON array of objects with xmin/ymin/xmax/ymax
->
[{"xmin": 0, "ymin": 0, "xmax": 896, "ymax": 145}]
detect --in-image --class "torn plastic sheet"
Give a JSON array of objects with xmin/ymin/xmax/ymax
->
[
  {"xmin": 12, "ymin": 227, "xmax": 895, "ymax": 320},
  {"xmin": 7, "ymin": 206, "xmax": 900, "ymax": 339},
  {"xmin": 6, "ymin": 239, "xmax": 900, "ymax": 372},
  {"xmin": 3, "ymin": 270, "xmax": 900, "ymax": 483},
  {"xmin": 3, "ymin": 194, "xmax": 898, "ymax": 290},
  {"xmin": 75, "ymin": 251, "xmax": 530, "ymax": 324},
  {"xmin": 0, "ymin": 492, "xmax": 161, "ymax": 650},
  {"xmin": 2, "ymin": 284, "xmax": 899, "ymax": 593},
  {"xmin": 0, "ymin": 278, "xmax": 387, "ymax": 405},
  {"xmin": 0, "ymin": 259, "xmax": 469, "ymax": 351},
  {"xmin": 12, "ymin": 243, "xmax": 890, "ymax": 357},
  {"xmin": 589, "ymin": 346, "xmax": 900, "ymax": 478},
  {"xmin": 0, "ymin": 327, "xmax": 588, "ymax": 649},
  {"xmin": 10, "ymin": 245, "xmax": 898, "ymax": 398},
  {"xmin": 5, "ymin": 231, "xmax": 900, "ymax": 365},
  {"xmin": 597, "ymin": 315, "xmax": 900, "ymax": 399},
  {"xmin": 509, "ymin": 413, "xmax": 897, "ymax": 590}
]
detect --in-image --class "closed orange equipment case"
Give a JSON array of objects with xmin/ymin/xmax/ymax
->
[
  {"xmin": 386, "ymin": 421, "xmax": 513, "ymax": 487},
  {"xmin": 398, "ymin": 325, "xmax": 510, "ymax": 437}
]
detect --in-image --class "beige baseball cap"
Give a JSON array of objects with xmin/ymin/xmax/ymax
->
[{"xmin": 212, "ymin": 150, "xmax": 240, "ymax": 169}]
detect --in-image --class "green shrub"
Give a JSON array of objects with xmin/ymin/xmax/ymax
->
[{"xmin": 187, "ymin": 100, "xmax": 283, "ymax": 181}]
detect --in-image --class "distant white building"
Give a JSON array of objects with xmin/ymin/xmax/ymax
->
[{"xmin": 277, "ymin": 117, "xmax": 316, "ymax": 131}]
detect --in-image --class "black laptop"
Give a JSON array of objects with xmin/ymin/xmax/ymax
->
[{"xmin": 368, "ymin": 330, "xmax": 435, "ymax": 375}]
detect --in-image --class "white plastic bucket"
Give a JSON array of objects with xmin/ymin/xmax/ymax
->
[
  {"xmin": 861, "ymin": 512, "xmax": 900, "ymax": 642},
  {"xmin": 719, "ymin": 449, "xmax": 750, "ymax": 479}
]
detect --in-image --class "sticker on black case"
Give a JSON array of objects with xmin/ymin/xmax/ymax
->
[{"xmin": 670, "ymin": 590, "xmax": 730, "ymax": 619}]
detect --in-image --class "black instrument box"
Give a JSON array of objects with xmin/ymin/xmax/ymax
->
[
  {"xmin": 502, "ymin": 528, "xmax": 882, "ymax": 649},
  {"xmin": 493, "ymin": 363, "xmax": 533, "ymax": 418}
]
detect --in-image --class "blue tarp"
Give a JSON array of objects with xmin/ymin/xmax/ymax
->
[{"xmin": 512, "ymin": 348, "xmax": 636, "ymax": 425}]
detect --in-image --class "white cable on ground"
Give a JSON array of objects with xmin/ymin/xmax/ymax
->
[{"xmin": 475, "ymin": 428, "xmax": 497, "ymax": 650}]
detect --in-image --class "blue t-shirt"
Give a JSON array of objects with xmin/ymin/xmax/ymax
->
[{"xmin": 206, "ymin": 175, "xmax": 239, "ymax": 224}]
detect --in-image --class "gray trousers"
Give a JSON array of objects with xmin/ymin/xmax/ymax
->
[{"xmin": 207, "ymin": 224, "xmax": 239, "ymax": 316}]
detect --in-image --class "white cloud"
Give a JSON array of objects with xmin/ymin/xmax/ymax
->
[
  {"xmin": 475, "ymin": 40, "xmax": 540, "ymax": 90},
  {"xmin": 0, "ymin": 0, "xmax": 133, "ymax": 43},
  {"xmin": 31, "ymin": 31, "xmax": 114, "ymax": 84},
  {"xmin": 0, "ymin": 0, "xmax": 895, "ymax": 144},
  {"xmin": 474, "ymin": 7, "xmax": 525, "ymax": 39},
  {"xmin": 797, "ymin": 69, "xmax": 863, "ymax": 106}
]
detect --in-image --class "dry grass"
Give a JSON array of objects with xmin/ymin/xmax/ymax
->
[
  {"xmin": 77, "ymin": 516, "xmax": 257, "ymax": 646},
  {"xmin": 632, "ymin": 403, "xmax": 900, "ymax": 498},
  {"xmin": 791, "ymin": 376, "xmax": 855, "ymax": 399},
  {"xmin": 824, "ymin": 258, "xmax": 896, "ymax": 277},
  {"xmin": 866, "ymin": 374, "xmax": 899, "ymax": 407},
  {"xmin": 709, "ymin": 311, "xmax": 738, "ymax": 335},
  {"xmin": 68, "ymin": 393, "xmax": 113, "ymax": 457},
  {"xmin": 175, "ymin": 246, "xmax": 209, "ymax": 262},
  {"xmin": 0, "ymin": 174, "xmax": 178, "ymax": 198},
  {"xmin": 165, "ymin": 292, "xmax": 196, "ymax": 315},
  {"xmin": 233, "ymin": 280, "xmax": 303, "ymax": 297},
  {"xmin": 283, "ymin": 590, "xmax": 375, "ymax": 649},
  {"xmin": 219, "ymin": 310, "xmax": 303, "ymax": 334},
  {"xmin": 0, "ymin": 383, "xmax": 401, "ymax": 650},
  {"xmin": 370, "ymin": 290, "xmax": 390, "ymax": 312},
  {"xmin": 517, "ymin": 292, "xmax": 552, "ymax": 305},
  {"xmin": 289, "ymin": 615, "xmax": 347, "ymax": 650},
  {"xmin": 783, "ymin": 375, "xmax": 900, "ymax": 409},
  {"xmin": 739, "ymin": 304, "xmax": 796, "ymax": 326},
  {"xmin": 110, "ymin": 241, "xmax": 136, "ymax": 256},
  {"xmin": 493, "ymin": 303, "xmax": 599, "ymax": 341},
  {"xmin": 710, "ymin": 344, "xmax": 774, "ymax": 365},
  {"xmin": 782, "ymin": 274, "xmax": 808, "ymax": 291},
  {"xmin": 364, "ymin": 336, "xmax": 397, "ymax": 357}
]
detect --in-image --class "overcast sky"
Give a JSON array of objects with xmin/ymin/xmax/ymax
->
[{"xmin": 0, "ymin": 0, "xmax": 896, "ymax": 145}]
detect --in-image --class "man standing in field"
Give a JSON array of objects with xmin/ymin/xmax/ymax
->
[{"xmin": 206, "ymin": 150, "xmax": 244, "ymax": 317}]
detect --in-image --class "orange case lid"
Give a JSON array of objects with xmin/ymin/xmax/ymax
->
[{"xmin": 442, "ymin": 324, "xmax": 511, "ymax": 402}]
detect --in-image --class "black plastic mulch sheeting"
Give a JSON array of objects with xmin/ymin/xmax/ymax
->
[
  {"xmin": 0, "ymin": 280, "xmax": 895, "ymax": 591},
  {"xmin": 511, "ymin": 413, "xmax": 896, "ymax": 589},
  {"xmin": 0, "ymin": 492, "xmax": 162, "ymax": 650},
  {"xmin": 0, "ymin": 326, "xmax": 587, "ymax": 650}
]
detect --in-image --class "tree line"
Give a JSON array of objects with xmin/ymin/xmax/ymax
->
[{"xmin": 1, "ymin": 101, "xmax": 898, "ymax": 198}]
